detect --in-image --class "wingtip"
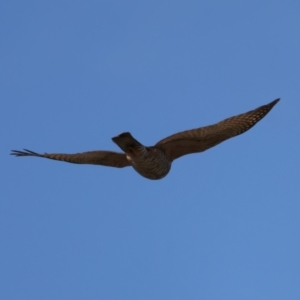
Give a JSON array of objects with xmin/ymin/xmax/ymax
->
[
  {"xmin": 272, "ymin": 98, "xmax": 280, "ymax": 105},
  {"xmin": 10, "ymin": 149, "xmax": 40, "ymax": 157},
  {"xmin": 10, "ymin": 150, "xmax": 23, "ymax": 156}
]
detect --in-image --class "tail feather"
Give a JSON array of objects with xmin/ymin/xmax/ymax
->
[{"xmin": 112, "ymin": 132, "xmax": 143, "ymax": 153}]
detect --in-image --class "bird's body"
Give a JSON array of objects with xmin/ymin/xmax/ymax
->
[
  {"xmin": 11, "ymin": 99, "xmax": 280, "ymax": 180},
  {"xmin": 125, "ymin": 144, "xmax": 171, "ymax": 180}
]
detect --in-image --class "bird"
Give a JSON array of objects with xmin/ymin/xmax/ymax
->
[{"xmin": 11, "ymin": 99, "xmax": 279, "ymax": 180}]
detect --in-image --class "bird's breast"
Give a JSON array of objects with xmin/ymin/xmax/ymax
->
[{"xmin": 128, "ymin": 148, "xmax": 171, "ymax": 180}]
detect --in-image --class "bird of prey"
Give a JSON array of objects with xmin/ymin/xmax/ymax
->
[{"xmin": 11, "ymin": 99, "xmax": 279, "ymax": 180}]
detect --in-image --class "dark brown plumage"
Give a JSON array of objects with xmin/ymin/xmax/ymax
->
[{"xmin": 11, "ymin": 99, "xmax": 279, "ymax": 180}]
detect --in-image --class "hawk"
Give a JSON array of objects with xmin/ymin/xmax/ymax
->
[{"xmin": 11, "ymin": 99, "xmax": 279, "ymax": 180}]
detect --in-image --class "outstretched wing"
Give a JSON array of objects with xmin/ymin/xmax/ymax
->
[
  {"xmin": 10, "ymin": 149, "xmax": 131, "ymax": 168},
  {"xmin": 156, "ymin": 99, "xmax": 280, "ymax": 161}
]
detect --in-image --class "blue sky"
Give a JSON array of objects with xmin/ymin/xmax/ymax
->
[{"xmin": 1, "ymin": 1, "xmax": 300, "ymax": 299}]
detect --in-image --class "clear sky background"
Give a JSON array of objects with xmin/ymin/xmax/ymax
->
[{"xmin": 1, "ymin": 1, "xmax": 300, "ymax": 299}]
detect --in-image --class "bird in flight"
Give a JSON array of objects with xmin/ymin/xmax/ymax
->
[{"xmin": 11, "ymin": 99, "xmax": 279, "ymax": 180}]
